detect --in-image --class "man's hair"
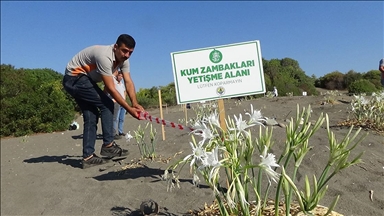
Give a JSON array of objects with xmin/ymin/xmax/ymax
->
[{"xmin": 116, "ymin": 34, "xmax": 136, "ymax": 48}]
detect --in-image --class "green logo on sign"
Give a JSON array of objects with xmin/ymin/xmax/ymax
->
[
  {"xmin": 216, "ymin": 86, "xmax": 225, "ymax": 96},
  {"xmin": 209, "ymin": 49, "xmax": 223, "ymax": 63}
]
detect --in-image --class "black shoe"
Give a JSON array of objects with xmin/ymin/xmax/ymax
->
[
  {"xmin": 100, "ymin": 142, "xmax": 129, "ymax": 158},
  {"xmin": 119, "ymin": 132, "xmax": 126, "ymax": 136},
  {"xmin": 82, "ymin": 154, "xmax": 107, "ymax": 169},
  {"xmin": 114, "ymin": 134, "xmax": 122, "ymax": 140}
]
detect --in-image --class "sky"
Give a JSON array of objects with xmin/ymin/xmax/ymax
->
[{"xmin": 1, "ymin": 1, "xmax": 383, "ymax": 90}]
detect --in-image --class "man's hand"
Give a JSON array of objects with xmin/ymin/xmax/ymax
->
[
  {"xmin": 132, "ymin": 103, "xmax": 144, "ymax": 111},
  {"xmin": 127, "ymin": 107, "xmax": 147, "ymax": 120},
  {"xmin": 126, "ymin": 107, "xmax": 142, "ymax": 120}
]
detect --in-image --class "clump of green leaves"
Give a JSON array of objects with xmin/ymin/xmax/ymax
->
[
  {"xmin": 286, "ymin": 92, "xmax": 294, "ymax": 97},
  {"xmin": 323, "ymin": 90, "xmax": 339, "ymax": 104},
  {"xmin": 265, "ymin": 91, "xmax": 274, "ymax": 98},
  {"xmin": 349, "ymin": 91, "xmax": 384, "ymax": 132},
  {"xmin": 133, "ymin": 123, "xmax": 157, "ymax": 159}
]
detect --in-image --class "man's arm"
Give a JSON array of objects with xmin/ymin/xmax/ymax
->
[
  {"xmin": 102, "ymin": 75, "xmax": 141, "ymax": 119},
  {"xmin": 380, "ymin": 65, "xmax": 384, "ymax": 73},
  {"xmin": 122, "ymin": 72, "xmax": 144, "ymax": 111}
]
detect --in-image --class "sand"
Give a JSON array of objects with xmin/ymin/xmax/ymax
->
[{"xmin": 1, "ymin": 94, "xmax": 383, "ymax": 216}]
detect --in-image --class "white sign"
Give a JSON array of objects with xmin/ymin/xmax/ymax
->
[{"xmin": 171, "ymin": 41, "xmax": 265, "ymax": 104}]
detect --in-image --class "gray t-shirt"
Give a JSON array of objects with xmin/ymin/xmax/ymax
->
[{"xmin": 65, "ymin": 44, "xmax": 130, "ymax": 82}]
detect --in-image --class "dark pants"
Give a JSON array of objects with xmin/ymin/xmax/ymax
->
[{"xmin": 62, "ymin": 74, "xmax": 114, "ymax": 158}]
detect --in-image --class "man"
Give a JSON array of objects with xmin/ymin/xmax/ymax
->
[
  {"xmin": 379, "ymin": 58, "xmax": 384, "ymax": 87},
  {"xmin": 62, "ymin": 34, "xmax": 145, "ymax": 169}
]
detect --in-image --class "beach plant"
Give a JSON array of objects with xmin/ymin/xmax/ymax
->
[
  {"xmin": 21, "ymin": 135, "xmax": 29, "ymax": 143},
  {"xmin": 163, "ymin": 103, "xmax": 365, "ymax": 216},
  {"xmin": 133, "ymin": 122, "xmax": 157, "ymax": 159},
  {"xmin": 275, "ymin": 110, "xmax": 366, "ymax": 216},
  {"xmin": 265, "ymin": 91, "xmax": 274, "ymax": 98},
  {"xmin": 273, "ymin": 105, "xmax": 325, "ymax": 215},
  {"xmin": 286, "ymin": 92, "xmax": 294, "ymax": 97},
  {"xmin": 189, "ymin": 102, "xmax": 217, "ymax": 127},
  {"xmin": 348, "ymin": 91, "xmax": 384, "ymax": 132},
  {"xmin": 323, "ymin": 90, "xmax": 339, "ymax": 104}
]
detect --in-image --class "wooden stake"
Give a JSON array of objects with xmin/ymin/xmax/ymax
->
[
  {"xmin": 218, "ymin": 98, "xmax": 230, "ymax": 188},
  {"xmin": 217, "ymin": 99, "xmax": 226, "ymax": 132},
  {"xmin": 184, "ymin": 104, "xmax": 188, "ymax": 123},
  {"xmin": 158, "ymin": 89, "xmax": 165, "ymax": 140}
]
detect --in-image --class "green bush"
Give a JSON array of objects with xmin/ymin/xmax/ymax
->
[
  {"xmin": 0, "ymin": 65, "xmax": 75, "ymax": 137},
  {"xmin": 348, "ymin": 79, "xmax": 377, "ymax": 95},
  {"xmin": 362, "ymin": 70, "xmax": 382, "ymax": 90},
  {"xmin": 263, "ymin": 58, "xmax": 318, "ymax": 96}
]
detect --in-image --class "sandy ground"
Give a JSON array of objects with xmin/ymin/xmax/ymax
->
[{"xmin": 1, "ymin": 94, "xmax": 383, "ymax": 216}]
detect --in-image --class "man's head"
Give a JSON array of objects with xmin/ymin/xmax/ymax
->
[{"xmin": 114, "ymin": 34, "xmax": 136, "ymax": 63}]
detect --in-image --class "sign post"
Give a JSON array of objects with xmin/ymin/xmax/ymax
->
[
  {"xmin": 171, "ymin": 40, "xmax": 265, "ymax": 104},
  {"xmin": 171, "ymin": 40, "xmax": 265, "ymax": 130},
  {"xmin": 217, "ymin": 99, "xmax": 226, "ymax": 132}
]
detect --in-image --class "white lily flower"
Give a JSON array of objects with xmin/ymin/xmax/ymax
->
[
  {"xmin": 230, "ymin": 114, "xmax": 256, "ymax": 137},
  {"xmin": 191, "ymin": 122, "xmax": 216, "ymax": 143},
  {"xmin": 183, "ymin": 141, "xmax": 207, "ymax": 167},
  {"xmin": 259, "ymin": 148, "xmax": 280, "ymax": 183},
  {"xmin": 203, "ymin": 146, "xmax": 220, "ymax": 166},
  {"xmin": 190, "ymin": 121, "xmax": 206, "ymax": 132},
  {"xmin": 162, "ymin": 169, "xmax": 169, "ymax": 181},
  {"xmin": 206, "ymin": 110, "xmax": 221, "ymax": 128},
  {"xmin": 379, "ymin": 91, "xmax": 384, "ymax": 99},
  {"xmin": 354, "ymin": 95, "xmax": 369, "ymax": 105},
  {"xmin": 125, "ymin": 131, "xmax": 133, "ymax": 142},
  {"xmin": 193, "ymin": 173, "xmax": 200, "ymax": 187},
  {"xmin": 245, "ymin": 104, "xmax": 265, "ymax": 126},
  {"xmin": 360, "ymin": 97, "xmax": 369, "ymax": 105},
  {"xmin": 238, "ymin": 185, "xmax": 250, "ymax": 206},
  {"xmin": 202, "ymin": 146, "xmax": 222, "ymax": 181},
  {"xmin": 226, "ymin": 188, "xmax": 236, "ymax": 209},
  {"xmin": 227, "ymin": 133, "xmax": 237, "ymax": 142}
]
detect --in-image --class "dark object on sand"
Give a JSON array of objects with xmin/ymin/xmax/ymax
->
[
  {"xmin": 68, "ymin": 124, "xmax": 78, "ymax": 130},
  {"xmin": 140, "ymin": 199, "xmax": 159, "ymax": 215}
]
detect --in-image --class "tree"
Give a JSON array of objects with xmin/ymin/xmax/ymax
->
[
  {"xmin": 343, "ymin": 70, "xmax": 362, "ymax": 89},
  {"xmin": 320, "ymin": 71, "xmax": 345, "ymax": 90},
  {"xmin": 362, "ymin": 70, "xmax": 382, "ymax": 89}
]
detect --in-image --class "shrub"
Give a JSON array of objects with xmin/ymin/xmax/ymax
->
[
  {"xmin": 348, "ymin": 79, "xmax": 377, "ymax": 95},
  {"xmin": 0, "ymin": 65, "xmax": 75, "ymax": 137}
]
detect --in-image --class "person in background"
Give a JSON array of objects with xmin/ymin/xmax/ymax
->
[
  {"xmin": 273, "ymin": 86, "xmax": 278, "ymax": 97},
  {"xmin": 116, "ymin": 71, "xmax": 128, "ymax": 137},
  {"xmin": 379, "ymin": 58, "xmax": 384, "ymax": 87},
  {"xmin": 105, "ymin": 70, "xmax": 127, "ymax": 139},
  {"xmin": 62, "ymin": 34, "xmax": 145, "ymax": 169}
]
